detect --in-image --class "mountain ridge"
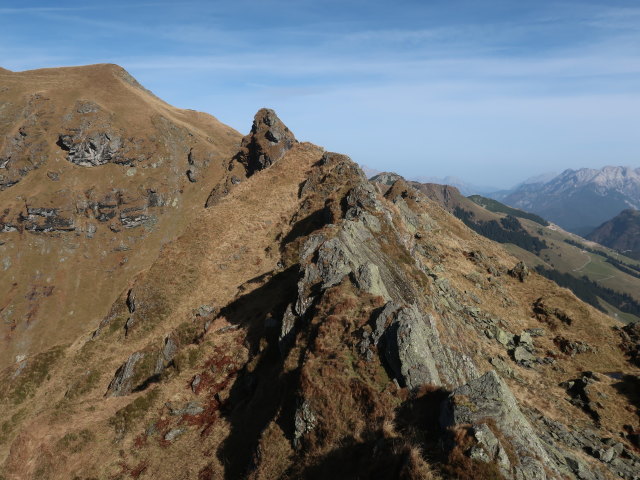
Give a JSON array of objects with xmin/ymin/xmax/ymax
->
[
  {"xmin": 496, "ymin": 165, "xmax": 640, "ymax": 235},
  {"xmin": 1, "ymin": 65, "xmax": 639, "ymax": 480}
]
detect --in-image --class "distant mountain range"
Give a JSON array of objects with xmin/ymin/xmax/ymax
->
[
  {"xmin": 490, "ymin": 166, "xmax": 640, "ymax": 236},
  {"xmin": 411, "ymin": 175, "xmax": 499, "ymax": 196},
  {"xmin": 371, "ymin": 175, "xmax": 640, "ymax": 324}
]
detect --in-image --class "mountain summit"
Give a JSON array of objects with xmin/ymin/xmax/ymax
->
[{"xmin": 1, "ymin": 65, "xmax": 639, "ymax": 480}]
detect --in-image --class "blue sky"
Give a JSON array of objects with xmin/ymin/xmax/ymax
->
[{"xmin": 1, "ymin": 1, "xmax": 639, "ymax": 188}]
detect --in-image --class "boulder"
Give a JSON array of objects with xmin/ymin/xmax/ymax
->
[
  {"xmin": 353, "ymin": 263, "xmax": 391, "ymax": 300},
  {"xmin": 509, "ymin": 261, "xmax": 529, "ymax": 282}
]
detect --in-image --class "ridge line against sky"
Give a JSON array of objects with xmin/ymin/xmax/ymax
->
[{"xmin": 1, "ymin": 0, "xmax": 639, "ymax": 188}]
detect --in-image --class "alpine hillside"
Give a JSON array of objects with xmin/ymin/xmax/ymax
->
[
  {"xmin": 0, "ymin": 66, "xmax": 639, "ymax": 480},
  {"xmin": 587, "ymin": 209, "xmax": 640, "ymax": 261}
]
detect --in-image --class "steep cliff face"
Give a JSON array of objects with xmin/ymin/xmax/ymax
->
[
  {"xmin": 1, "ymin": 71, "xmax": 640, "ymax": 480},
  {"xmin": 0, "ymin": 64, "xmax": 241, "ymax": 367}
]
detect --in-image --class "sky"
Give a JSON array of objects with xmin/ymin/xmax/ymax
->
[{"xmin": 1, "ymin": 0, "xmax": 639, "ymax": 188}]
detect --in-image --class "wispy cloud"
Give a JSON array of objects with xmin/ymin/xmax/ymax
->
[{"xmin": 1, "ymin": 0, "xmax": 639, "ymax": 186}]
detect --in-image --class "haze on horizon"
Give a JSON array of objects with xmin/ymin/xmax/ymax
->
[{"xmin": 2, "ymin": 0, "xmax": 639, "ymax": 188}]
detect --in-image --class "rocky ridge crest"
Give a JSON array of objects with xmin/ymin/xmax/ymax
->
[{"xmin": 0, "ymin": 83, "xmax": 639, "ymax": 479}]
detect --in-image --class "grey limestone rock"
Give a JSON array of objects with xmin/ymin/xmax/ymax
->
[
  {"xmin": 293, "ymin": 399, "xmax": 317, "ymax": 448},
  {"xmin": 471, "ymin": 423, "xmax": 511, "ymax": 473},
  {"xmin": 106, "ymin": 351, "xmax": 145, "ymax": 397},
  {"xmin": 164, "ymin": 428, "xmax": 186, "ymax": 442},
  {"xmin": 513, "ymin": 346, "xmax": 536, "ymax": 365},
  {"xmin": 442, "ymin": 370, "xmax": 562, "ymax": 479},
  {"xmin": 353, "ymin": 263, "xmax": 391, "ymax": 300},
  {"xmin": 279, "ymin": 303, "xmax": 297, "ymax": 355},
  {"xmin": 383, "ymin": 305, "xmax": 478, "ymax": 389},
  {"xmin": 167, "ymin": 401, "xmax": 204, "ymax": 416},
  {"xmin": 57, "ymin": 131, "xmax": 124, "ymax": 167}
]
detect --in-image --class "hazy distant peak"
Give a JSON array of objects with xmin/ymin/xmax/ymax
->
[
  {"xmin": 369, "ymin": 171, "xmax": 404, "ymax": 185},
  {"xmin": 501, "ymin": 164, "xmax": 640, "ymax": 234},
  {"xmin": 553, "ymin": 166, "xmax": 640, "ymax": 190},
  {"xmin": 359, "ymin": 164, "xmax": 381, "ymax": 179},
  {"xmin": 521, "ymin": 171, "xmax": 558, "ymax": 185}
]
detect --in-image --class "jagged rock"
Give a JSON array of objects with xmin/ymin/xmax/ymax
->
[
  {"xmin": 195, "ymin": 304, "xmax": 215, "ymax": 317},
  {"xmin": 119, "ymin": 208, "xmax": 155, "ymax": 229},
  {"xmin": 509, "ymin": 261, "xmax": 529, "ymax": 282},
  {"xmin": 57, "ymin": 131, "xmax": 124, "ymax": 167},
  {"xmin": 191, "ymin": 374, "xmax": 201, "ymax": 393},
  {"xmin": 158, "ymin": 337, "xmax": 178, "ymax": 369},
  {"xmin": 279, "ymin": 304, "xmax": 297, "ymax": 355},
  {"xmin": 370, "ymin": 172, "xmax": 403, "ymax": 185},
  {"xmin": 106, "ymin": 351, "xmax": 145, "ymax": 397},
  {"xmin": 164, "ymin": 428, "xmax": 186, "ymax": 442},
  {"xmin": 517, "ymin": 331, "xmax": 534, "ymax": 349},
  {"xmin": 167, "ymin": 401, "xmax": 204, "ymax": 416},
  {"xmin": 470, "ymin": 423, "xmax": 511, "ymax": 472},
  {"xmin": 554, "ymin": 336, "xmax": 594, "ymax": 356},
  {"xmin": 126, "ymin": 289, "xmax": 136, "ymax": 314},
  {"xmin": 314, "ymin": 237, "xmax": 353, "ymax": 289},
  {"xmin": 124, "ymin": 316, "xmax": 135, "ymax": 335},
  {"xmin": 525, "ymin": 327, "xmax": 545, "ymax": 337},
  {"xmin": 384, "ymin": 306, "xmax": 442, "ymax": 388},
  {"xmin": 512, "ymin": 346, "xmax": 536, "ymax": 366},
  {"xmin": 235, "ymin": 108, "xmax": 297, "ymax": 176},
  {"xmin": 293, "ymin": 399, "xmax": 317, "ymax": 448},
  {"xmin": 615, "ymin": 321, "xmax": 640, "ymax": 367},
  {"xmin": 86, "ymin": 223, "xmax": 97, "ymax": 238},
  {"xmin": 564, "ymin": 455, "xmax": 597, "ymax": 480},
  {"xmin": 186, "ymin": 168, "xmax": 197, "ymax": 183},
  {"xmin": 493, "ymin": 326, "xmax": 515, "ymax": 346},
  {"xmin": 383, "ymin": 305, "xmax": 477, "ymax": 389},
  {"xmin": 371, "ymin": 301, "xmax": 400, "ymax": 345},
  {"xmin": 76, "ymin": 100, "xmax": 100, "ymax": 114},
  {"xmin": 489, "ymin": 356, "xmax": 518, "ymax": 379},
  {"xmin": 442, "ymin": 371, "xmax": 562, "ymax": 479},
  {"xmin": 344, "ymin": 182, "xmax": 383, "ymax": 222},
  {"xmin": 560, "ymin": 372, "xmax": 601, "ymax": 423},
  {"xmin": 107, "ymin": 337, "xmax": 176, "ymax": 397},
  {"xmin": 22, "ymin": 207, "xmax": 75, "ymax": 232},
  {"xmin": 352, "ymin": 263, "xmax": 391, "ymax": 300}
]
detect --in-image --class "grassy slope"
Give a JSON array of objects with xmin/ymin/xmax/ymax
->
[
  {"xmin": 0, "ymin": 64, "xmax": 242, "ymax": 367},
  {"xmin": 419, "ymin": 185, "xmax": 640, "ymax": 322},
  {"xmin": 2, "ymin": 146, "xmax": 638, "ymax": 479}
]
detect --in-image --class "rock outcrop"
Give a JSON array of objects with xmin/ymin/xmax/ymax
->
[
  {"xmin": 235, "ymin": 108, "xmax": 297, "ymax": 176},
  {"xmin": 57, "ymin": 131, "xmax": 125, "ymax": 166},
  {"xmin": 442, "ymin": 371, "xmax": 563, "ymax": 479}
]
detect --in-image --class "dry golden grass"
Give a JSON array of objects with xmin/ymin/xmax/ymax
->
[
  {"xmin": 0, "ymin": 64, "xmax": 242, "ymax": 368},
  {"xmin": 1, "ymin": 68, "xmax": 639, "ymax": 479}
]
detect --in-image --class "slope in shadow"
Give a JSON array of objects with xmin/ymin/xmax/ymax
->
[{"xmin": 215, "ymin": 266, "xmax": 303, "ymax": 479}]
